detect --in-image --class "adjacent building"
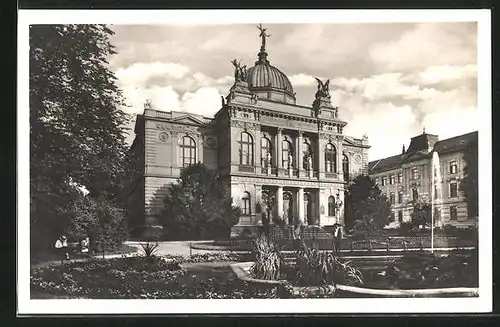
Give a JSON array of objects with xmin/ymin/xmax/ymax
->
[
  {"xmin": 368, "ymin": 130, "xmax": 478, "ymax": 228},
  {"xmin": 126, "ymin": 25, "xmax": 370, "ymax": 237}
]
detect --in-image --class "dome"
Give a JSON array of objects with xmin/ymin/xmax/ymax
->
[
  {"xmin": 246, "ymin": 25, "xmax": 296, "ymax": 104},
  {"xmin": 247, "ymin": 63, "xmax": 295, "ymax": 100}
]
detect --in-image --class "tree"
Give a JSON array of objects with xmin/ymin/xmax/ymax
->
[
  {"xmin": 29, "ymin": 25, "xmax": 130, "ymax": 250},
  {"xmin": 65, "ymin": 194, "xmax": 128, "ymax": 254},
  {"xmin": 410, "ymin": 202, "xmax": 431, "ymax": 227},
  {"xmin": 160, "ymin": 163, "xmax": 241, "ymax": 240},
  {"xmin": 345, "ymin": 175, "xmax": 391, "ymax": 237},
  {"xmin": 460, "ymin": 135, "xmax": 478, "ymax": 218}
]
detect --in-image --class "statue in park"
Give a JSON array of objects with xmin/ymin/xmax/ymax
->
[{"xmin": 335, "ymin": 193, "xmax": 343, "ymax": 223}]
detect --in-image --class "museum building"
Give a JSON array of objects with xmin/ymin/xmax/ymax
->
[{"xmin": 126, "ymin": 25, "xmax": 370, "ymax": 237}]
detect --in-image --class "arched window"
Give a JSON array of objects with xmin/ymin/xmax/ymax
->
[
  {"xmin": 261, "ymin": 137, "xmax": 272, "ymax": 167},
  {"xmin": 328, "ymin": 196, "xmax": 336, "ymax": 216},
  {"xmin": 282, "ymin": 140, "xmax": 293, "ymax": 168},
  {"xmin": 180, "ymin": 136, "xmax": 196, "ymax": 167},
  {"xmin": 325, "ymin": 143, "xmax": 337, "ymax": 173},
  {"xmin": 239, "ymin": 132, "xmax": 254, "ymax": 165},
  {"xmin": 242, "ymin": 192, "xmax": 251, "ymax": 215},
  {"xmin": 302, "ymin": 142, "xmax": 312, "ymax": 170},
  {"xmin": 342, "ymin": 153, "xmax": 349, "ymax": 181}
]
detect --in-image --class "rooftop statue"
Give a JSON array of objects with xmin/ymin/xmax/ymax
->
[
  {"xmin": 231, "ymin": 59, "xmax": 247, "ymax": 82},
  {"xmin": 315, "ymin": 77, "xmax": 330, "ymax": 98},
  {"xmin": 257, "ymin": 23, "xmax": 270, "ymax": 51}
]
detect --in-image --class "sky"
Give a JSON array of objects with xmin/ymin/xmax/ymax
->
[{"xmin": 107, "ymin": 22, "xmax": 478, "ymax": 161}]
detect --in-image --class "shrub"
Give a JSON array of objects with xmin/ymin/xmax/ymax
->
[
  {"xmin": 249, "ymin": 235, "xmax": 284, "ymax": 280},
  {"xmin": 293, "ymin": 241, "xmax": 363, "ymax": 287},
  {"xmin": 140, "ymin": 241, "xmax": 160, "ymax": 258}
]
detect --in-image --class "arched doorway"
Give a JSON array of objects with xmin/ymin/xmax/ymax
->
[
  {"xmin": 283, "ymin": 192, "xmax": 293, "ymax": 225},
  {"xmin": 304, "ymin": 193, "xmax": 314, "ymax": 225}
]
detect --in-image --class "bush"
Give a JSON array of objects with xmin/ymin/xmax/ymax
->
[
  {"xmin": 249, "ymin": 235, "xmax": 284, "ymax": 280},
  {"xmin": 293, "ymin": 241, "xmax": 363, "ymax": 287},
  {"xmin": 383, "ymin": 251, "xmax": 478, "ymax": 289},
  {"xmin": 65, "ymin": 195, "xmax": 127, "ymax": 253}
]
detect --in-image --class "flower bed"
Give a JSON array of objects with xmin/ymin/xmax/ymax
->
[{"xmin": 30, "ymin": 253, "xmax": 271, "ymax": 299}]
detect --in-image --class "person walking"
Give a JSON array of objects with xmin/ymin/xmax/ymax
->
[{"xmin": 332, "ymin": 223, "xmax": 343, "ymax": 254}]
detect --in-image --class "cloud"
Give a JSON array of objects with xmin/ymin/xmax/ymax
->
[
  {"xmin": 369, "ymin": 23, "xmax": 477, "ymax": 72},
  {"xmin": 115, "ymin": 62, "xmax": 190, "ymax": 88},
  {"xmin": 107, "ymin": 23, "xmax": 479, "ymax": 161},
  {"xmin": 288, "ymin": 74, "xmax": 316, "ymax": 86}
]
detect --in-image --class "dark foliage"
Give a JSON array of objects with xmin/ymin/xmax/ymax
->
[
  {"xmin": 382, "ymin": 250, "xmax": 478, "ymax": 289},
  {"xmin": 460, "ymin": 137, "xmax": 478, "ymax": 218},
  {"xmin": 345, "ymin": 175, "xmax": 391, "ymax": 237},
  {"xmin": 160, "ymin": 163, "xmax": 240, "ymax": 240},
  {"xmin": 30, "ymin": 24, "xmax": 130, "ymax": 251}
]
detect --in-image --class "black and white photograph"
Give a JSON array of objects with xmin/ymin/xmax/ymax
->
[{"xmin": 17, "ymin": 9, "xmax": 492, "ymax": 314}]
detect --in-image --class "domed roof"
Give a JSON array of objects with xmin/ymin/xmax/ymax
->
[
  {"xmin": 247, "ymin": 63, "xmax": 294, "ymax": 97},
  {"xmin": 245, "ymin": 24, "xmax": 296, "ymax": 104}
]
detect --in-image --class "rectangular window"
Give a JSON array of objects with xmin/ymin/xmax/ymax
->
[
  {"xmin": 411, "ymin": 168, "xmax": 419, "ymax": 180},
  {"xmin": 390, "ymin": 192, "xmax": 395, "ymax": 205},
  {"xmin": 398, "ymin": 173, "xmax": 403, "ymax": 183},
  {"xmin": 450, "ymin": 182, "xmax": 458, "ymax": 198},
  {"xmin": 390, "ymin": 175, "xmax": 395, "ymax": 185},
  {"xmin": 398, "ymin": 210, "xmax": 403, "ymax": 223},
  {"xmin": 390, "ymin": 212, "xmax": 395, "ymax": 222},
  {"xmin": 381, "ymin": 176, "xmax": 387, "ymax": 186},
  {"xmin": 449, "ymin": 161, "xmax": 458, "ymax": 174},
  {"xmin": 398, "ymin": 191, "xmax": 403, "ymax": 204},
  {"xmin": 412, "ymin": 188, "xmax": 419, "ymax": 201},
  {"xmin": 450, "ymin": 205, "xmax": 458, "ymax": 221}
]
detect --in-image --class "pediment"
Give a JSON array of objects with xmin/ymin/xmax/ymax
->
[
  {"xmin": 342, "ymin": 137, "xmax": 359, "ymax": 147},
  {"xmin": 170, "ymin": 114, "xmax": 205, "ymax": 126}
]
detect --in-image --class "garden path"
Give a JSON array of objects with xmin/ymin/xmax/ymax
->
[{"xmin": 124, "ymin": 240, "xmax": 224, "ymax": 256}]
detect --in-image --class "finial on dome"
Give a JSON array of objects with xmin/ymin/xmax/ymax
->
[{"xmin": 256, "ymin": 23, "xmax": 270, "ymax": 64}]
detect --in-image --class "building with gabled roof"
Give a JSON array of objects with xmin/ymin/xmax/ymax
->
[{"xmin": 368, "ymin": 130, "xmax": 478, "ymax": 228}]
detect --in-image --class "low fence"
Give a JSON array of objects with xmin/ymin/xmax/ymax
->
[{"xmin": 228, "ymin": 226, "xmax": 476, "ymax": 253}]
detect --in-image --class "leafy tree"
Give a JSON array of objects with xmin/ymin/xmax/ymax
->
[
  {"xmin": 29, "ymin": 24, "xmax": 130, "ymax": 250},
  {"xmin": 410, "ymin": 202, "xmax": 431, "ymax": 227},
  {"xmin": 65, "ymin": 194, "xmax": 128, "ymax": 254},
  {"xmin": 460, "ymin": 135, "xmax": 478, "ymax": 218},
  {"xmin": 160, "ymin": 163, "xmax": 241, "ymax": 240},
  {"xmin": 345, "ymin": 175, "xmax": 391, "ymax": 237}
]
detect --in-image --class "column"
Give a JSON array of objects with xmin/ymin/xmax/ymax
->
[
  {"xmin": 317, "ymin": 136, "xmax": 325, "ymax": 178},
  {"xmin": 276, "ymin": 186, "xmax": 284, "ymax": 219},
  {"xmin": 336, "ymin": 141, "xmax": 342, "ymax": 178},
  {"xmin": 255, "ymin": 185, "xmax": 262, "ymax": 225},
  {"xmin": 276, "ymin": 128, "xmax": 283, "ymax": 169},
  {"xmin": 255, "ymin": 126, "xmax": 261, "ymax": 169},
  {"xmin": 197, "ymin": 134, "xmax": 204, "ymax": 164},
  {"xmin": 297, "ymin": 132, "xmax": 303, "ymax": 174},
  {"xmin": 171, "ymin": 132, "xmax": 178, "ymax": 169},
  {"xmin": 298, "ymin": 188, "xmax": 304, "ymax": 224}
]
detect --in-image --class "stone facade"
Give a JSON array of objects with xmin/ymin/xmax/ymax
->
[
  {"xmin": 368, "ymin": 131, "xmax": 478, "ymax": 228},
  {"xmin": 126, "ymin": 26, "xmax": 370, "ymax": 237}
]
